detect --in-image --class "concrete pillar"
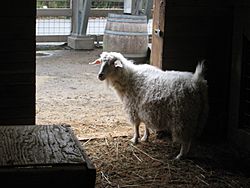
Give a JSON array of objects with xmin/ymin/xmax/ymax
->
[{"xmin": 68, "ymin": 0, "xmax": 94, "ymax": 50}]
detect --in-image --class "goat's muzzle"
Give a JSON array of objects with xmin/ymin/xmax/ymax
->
[{"xmin": 98, "ymin": 73, "xmax": 105, "ymax": 81}]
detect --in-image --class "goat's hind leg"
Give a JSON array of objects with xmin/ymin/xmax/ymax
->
[{"xmin": 175, "ymin": 141, "xmax": 191, "ymax": 160}]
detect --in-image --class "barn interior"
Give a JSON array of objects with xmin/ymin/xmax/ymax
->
[{"xmin": 0, "ymin": 0, "xmax": 250, "ymax": 187}]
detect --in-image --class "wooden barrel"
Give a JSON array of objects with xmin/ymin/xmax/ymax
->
[{"xmin": 103, "ymin": 13, "xmax": 149, "ymax": 64}]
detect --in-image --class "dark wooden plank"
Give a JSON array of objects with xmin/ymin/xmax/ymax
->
[
  {"xmin": 0, "ymin": 95, "xmax": 35, "ymax": 108},
  {"xmin": 0, "ymin": 40, "xmax": 35, "ymax": 52},
  {"xmin": 0, "ymin": 84, "xmax": 35, "ymax": 97},
  {"xmin": 0, "ymin": 60, "xmax": 34, "ymax": 67},
  {"xmin": 0, "ymin": 125, "xmax": 96, "ymax": 187},
  {"xmin": 0, "ymin": 118, "xmax": 35, "ymax": 125},
  {"xmin": 0, "ymin": 0, "xmax": 36, "ymax": 125},
  {"xmin": 0, "ymin": 73, "xmax": 35, "ymax": 85},
  {"xmin": 0, "ymin": 18, "xmax": 34, "ymax": 32},
  {"xmin": 0, "ymin": 51, "xmax": 35, "ymax": 63},
  {"xmin": 0, "ymin": 106, "xmax": 35, "ymax": 123},
  {"xmin": 0, "ymin": 1, "xmax": 36, "ymax": 17},
  {"xmin": 0, "ymin": 107, "xmax": 35, "ymax": 122}
]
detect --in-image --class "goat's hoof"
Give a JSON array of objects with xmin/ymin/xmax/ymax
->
[
  {"xmin": 174, "ymin": 154, "xmax": 182, "ymax": 161},
  {"xmin": 130, "ymin": 137, "xmax": 139, "ymax": 144},
  {"xmin": 141, "ymin": 136, "xmax": 148, "ymax": 142}
]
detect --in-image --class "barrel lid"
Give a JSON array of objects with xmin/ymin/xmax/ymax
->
[{"xmin": 108, "ymin": 13, "xmax": 147, "ymax": 21}]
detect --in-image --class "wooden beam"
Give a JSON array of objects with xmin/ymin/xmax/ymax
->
[
  {"xmin": 36, "ymin": 35, "xmax": 69, "ymax": 42},
  {"xmin": 37, "ymin": 8, "xmax": 72, "ymax": 17}
]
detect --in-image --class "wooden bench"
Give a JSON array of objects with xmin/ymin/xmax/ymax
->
[{"xmin": 0, "ymin": 124, "xmax": 96, "ymax": 187}]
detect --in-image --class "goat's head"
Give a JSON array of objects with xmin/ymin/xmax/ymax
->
[{"xmin": 90, "ymin": 52, "xmax": 123, "ymax": 81}]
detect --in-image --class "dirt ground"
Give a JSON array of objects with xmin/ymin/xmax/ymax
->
[
  {"xmin": 36, "ymin": 47, "xmax": 132, "ymax": 139},
  {"xmin": 36, "ymin": 46, "xmax": 250, "ymax": 188}
]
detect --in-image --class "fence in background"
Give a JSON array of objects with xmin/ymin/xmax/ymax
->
[
  {"xmin": 36, "ymin": 0, "xmax": 152, "ymax": 43},
  {"xmin": 36, "ymin": 0, "xmax": 71, "ymax": 42}
]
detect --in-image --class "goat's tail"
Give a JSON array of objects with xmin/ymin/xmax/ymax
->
[
  {"xmin": 193, "ymin": 59, "xmax": 209, "ymax": 139},
  {"xmin": 193, "ymin": 59, "xmax": 207, "ymax": 81}
]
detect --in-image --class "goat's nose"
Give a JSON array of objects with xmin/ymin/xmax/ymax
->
[{"xmin": 98, "ymin": 73, "xmax": 105, "ymax": 80}]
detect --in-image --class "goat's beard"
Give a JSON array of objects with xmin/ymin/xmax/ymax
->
[
  {"xmin": 103, "ymin": 77, "xmax": 125, "ymax": 100},
  {"xmin": 104, "ymin": 79, "xmax": 111, "ymax": 89}
]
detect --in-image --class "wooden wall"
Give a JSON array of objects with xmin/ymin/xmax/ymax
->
[
  {"xmin": 0, "ymin": 1, "xmax": 36, "ymax": 125},
  {"xmin": 156, "ymin": 0, "xmax": 234, "ymax": 142},
  {"xmin": 228, "ymin": 1, "xmax": 250, "ymax": 151}
]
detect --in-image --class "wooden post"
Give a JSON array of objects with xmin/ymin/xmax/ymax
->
[{"xmin": 150, "ymin": 0, "xmax": 166, "ymax": 68}]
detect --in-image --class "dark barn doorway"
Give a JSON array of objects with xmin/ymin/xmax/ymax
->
[{"xmin": 0, "ymin": 1, "xmax": 36, "ymax": 125}]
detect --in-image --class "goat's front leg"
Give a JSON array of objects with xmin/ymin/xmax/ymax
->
[
  {"xmin": 141, "ymin": 125, "xmax": 150, "ymax": 142},
  {"xmin": 130, "ymin": 122, "xmax": 140, "ymax": 144}
]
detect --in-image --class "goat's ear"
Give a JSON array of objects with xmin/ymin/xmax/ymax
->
[
  {"xmin": 89, "ymin": 59, "xmax": 102, "ymax": 65},
  {"xmin": 114, "ymin": 60, "xmax": 123, "ymax": 68}
]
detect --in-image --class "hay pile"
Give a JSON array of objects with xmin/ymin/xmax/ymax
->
[{"xmin": 81, "ymin": 134, "xmax": 250, "ymax": 188}]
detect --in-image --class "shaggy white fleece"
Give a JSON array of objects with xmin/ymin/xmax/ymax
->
[{"xmin": 92, "ymin": 52, "xmax": 209, "ymax": 160}]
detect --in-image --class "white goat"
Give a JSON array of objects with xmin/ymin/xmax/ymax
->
[{"xmin": 90, "ymin": 52, "xmax": 209, "ymax": 160}]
